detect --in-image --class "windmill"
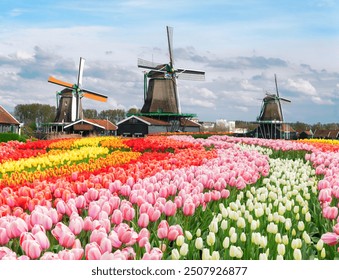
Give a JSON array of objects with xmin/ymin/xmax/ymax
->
[
  {"xmin": 137, "ymin": 26, "xmax": 205, "ymax": 115},
  {"xmin": 254, "ymin": 74, "xmax": 293, "ymax": 139},
  {"xmin": 48, "ymin": 57, "xmax": 108, "ymax": 123}
]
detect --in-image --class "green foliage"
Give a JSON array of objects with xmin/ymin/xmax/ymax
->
[{"xmin": 0, "ymin": 132, "xmax": 27, "ymax": 143}]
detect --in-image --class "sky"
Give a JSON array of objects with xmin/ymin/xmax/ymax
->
[{"xmin": 1, "ymin": 0, "xmax": 339, "ymax": 124}]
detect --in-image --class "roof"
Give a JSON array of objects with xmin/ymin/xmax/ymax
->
[
  {"xmin": 85, "ymin": 118, "xmax": 117, "ymax": 130},
  {"xmin": 117, "ymin": 115, "xmax": 170, "ymax": 126},
  {"xmin": 64, "ymin": 118, "xmax": 117, "ymax": 130},
  {"xmin": 0, "ymin": 105, "xmax": 20, "ymax": 125},
  {"xmin": 180, "ymin": 118, "xmax": 201, "ymax": 127},
  {"xmin": 279, "ymin": 123, "xmax": 296, "ymax": 133},
  {"xmin": 313, "ymin": 129, "xmax": 339, "ymax": 139}
]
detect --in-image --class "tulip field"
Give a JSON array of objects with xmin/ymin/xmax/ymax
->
[{"xmin": 0, "ymin": 134, "xmax": 339, "ymax": 260}]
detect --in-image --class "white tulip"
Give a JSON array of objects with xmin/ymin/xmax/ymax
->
[
  {"xmin": 195, "ymin": 237, "xmax": 203, "ymax": 250},
  {"xmin": 179, "ymin": 243, "xmax": 188, "ymax": 256},
  {"xmin": 293, "ymin": 248, "xmax": 302, "ymax": 260},
  {"xmin": 223, "ymin": 237, "xmax": 230, "ymax": 249},
  {"xmin": 171, "ymin": 249, "xmax": 180, "ymax": 260}
]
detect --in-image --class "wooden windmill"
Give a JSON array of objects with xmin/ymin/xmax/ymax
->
[
  {"xmin": 137, "ymin": 26, "xmax": 205, "ymax": 115},
  {"xmin": 48, "ymin": 57, "xmax": 108, "ymax": 123},
  {"xmin": 255, "ymin": 74, "xmax": 292, "ymax": 139}
]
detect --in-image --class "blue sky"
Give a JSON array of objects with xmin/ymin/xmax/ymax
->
[{"xmin": 1, "ymin": 0, "xmax": 339, "ymax": 123}]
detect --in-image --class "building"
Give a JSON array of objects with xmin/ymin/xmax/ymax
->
[
  {"xmin": 313, "ymin": 129, "xmax": 339, "ymax": 139},
  {"xmin": 0, "ymin": 105, "xmax": 21, "ymax": 134},
  {"xmin": 117, "ymin": 115, "xmax": 200, "ymax": 137},
  {"xmin": 43, "ymin": 118, "xmax": 117, "ymax": 137}
]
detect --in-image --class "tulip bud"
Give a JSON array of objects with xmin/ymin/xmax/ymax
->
[
  {"xmin": 202, "ymin": 248, "xmax": 211, "ymax": 260},
  {"xmin": 221, "ymin": 220, "xmax": 228, "ymax": 230},
  {"xmin": 185, "ymin": 231, "xmax": 192, "ymax": 241},
  {"xmin": 293, "ymin": 248, "xmax": 302, "ymax": 260},
  {"xmin": 259, "ymin": 253, "xmax": 267, "ymax": 260},
  {"xmin": 302, "ymin": 231, "xmax": 311, "ymax": 244},
  {"xmin": 230, "ymin": 232, "xmax": 237, "ymax": 244},
  {"xmin": 282, "ymin": 235, "xmax": 289, "ymax": 245},
  {"xmin": 196, "ymin": 228, "xmax": 201, "ymax": 237},
  {"xmin": 171, "ymin": 249, "xmax": 180, "ymax": 260},
  {"xmin": 298, "ymin": 221, "xmax": 305, "ymax": 231},
  {"xmin": 236, "ymin": 217, "xmax": 246, "ymax": 229},
  {"xmin": 240, "ymin": 232, "xmax": 246, "ymax": 242},
  {"xmin": 321, "ymin": 248, "xmax": 326, "ymax": 259},
  {"xmin": 195, "ymin": 237, "xmax": 203, "ymax": 250},
  {"xmin": 277, "ymin": 244, "xmax": 285, "ymax": 256},
  {"xmin": 211, "ymin": 251, "xmax": 220, "ymax": 260},
  {"xmin": 176, "ymin": 235, "xmax": 185, "ymax": 247},
  {"xmin": 316, "ymin": 239, "xmax": 324, "ymax": 251},
  {"xmin": 179, "ymin": 243, "xmax": 188, "ymax": 256},
  {"xmin": 222, "ymin": 237, "xmax": 230, "ymax": 249},
  {"xmin": 207, "ymin": 232, "xmax": 215, "ymax": 246},
  {"xmin": 277, "ymin": 255, "xmax": 284, "ymax": 260},
  {"xmin": 275, "ymin": 233, "xmax": 282, "ymax": 244}
]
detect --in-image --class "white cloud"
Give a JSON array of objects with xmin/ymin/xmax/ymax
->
[{"xmin": 286, "ymin": 78, "xmax": 317, "ymax": 96}]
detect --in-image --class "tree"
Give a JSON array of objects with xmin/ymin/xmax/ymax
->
[
  {"xmin": 83, "ymin": 109, "xmax": 98, "ymax": 119},
  {"xmin": 14, "ymin": 104, "xmax": 56, "ymax": 126},
  {"xmin": 127, "ymin": 107, "xmax": 141, "ymax": 115},
  {"xmin": 98, "ymin": 109, "xmax": 126, "ymax": 124}
]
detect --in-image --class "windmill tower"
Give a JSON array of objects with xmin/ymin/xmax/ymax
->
[
  {"xmin": 137, "ymin": 26, "xmax": 205, "ymax": 119},
  {"xmin": 255, "ymin": 74, "xmax": 291, "ymax": 139},
  {"xmin": 48, "ymin": 57, "xmax": 108, "ymax": 123}
]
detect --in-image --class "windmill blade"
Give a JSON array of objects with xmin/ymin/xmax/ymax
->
[
  {"xmin": 176, "ymin": 68, "xmax": 205, "ymax": 81},
  {"xmin": 77, "ymin": 57, "xmax": 85, "ymax": 87},
  {"xmin": 82, "ymin": 89, "xmax": 108, "ymax": 102},
  {"xmin": 167, "ymin": 26, "xmax": 174, "ymax": 67},
  {"xmin": 274, "ymin": 73, "xmax": 279, "ymax": 97},
  {"xmin": 171, "ymin": 75, "xmax": 181, "ymax": 114},
  {"xmin": 279, "ymin": 97, "xmax": 291, "ymax": 103},
  {"xmin": 137, "ymin": 58, "xmax": 164, "ymax": 70},
  {"xmin": 48, "ymin": 76, "xmax": 74, "ymax": 89}
]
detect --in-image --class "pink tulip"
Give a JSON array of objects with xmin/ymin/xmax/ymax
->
[
  {"xmin": 40, "ymin": 252, "xmax": 60, "ymax": 260},
  {"xmin": 120, "ymin": 204, "xmax": 135, "ymax": 221},
  {"xmin": 109, "ymin": 196, "xmax": 121, "ymax": 211},
  {"xmin": 0, "ymin": 247, "xmax": 16, "ymax": 260},
  {"xmin": 88, "ymin": 202, "xmax": 101, "ymax": 220},
  {"xmin": 183, "ymin": 200, "xmax": 195, "ymax": 216},
  {"xmin": 90, "ymin": 228, "xmax": 107, "ymax": 244},
  {"xmin": 138, "ymin": 213, "xmax": 150, "ymax": 228},
  {"xmin": 333, "ymin": 223, "xmax": 339, "ymax": 235},
  {"xmin": 75, "ymin": 195, "xmax": 86, "ymax": 209},
  {"xmin": 85, "ymin": 243, "xmax": 102, "ymax": 260},
  {"xmin": 122, "ymin": 247, "xmax": 136, "ymax": 260},
  {"xmin": 319, "ymin": 189, "xmax": 332, "ymax": 204},
  {"xmin": 111, "ymin": 209, "xmax": 123, "ymax": 225},
  {"xmin": 321, "ymin": 232, "xmax": 339, "ymax": 246},
  {"xmin": 108, "ymin": 230, "xmax": 122, "ymax": 248},
  {"xmin": 323, "ymin": 206, "xmax": 338, "ymax": 220},
  {"xmin": 52, "ymin": 222, "xmax": 75, "ymax": 248},
  {"xmin": 21, "ymin": 239, "xmax": 42, "ymax": 259},
  {"xmin": 157, "ymin": 220, "xmax": 169, "ymax": 239},
  {"xmin": 58, "ymin": 250, "xmax": 76, "ymax": 260},
  {"xmin": 142, "ymin": 248, "xmax": 163, "ymax": 260},
  {"xmin": 83, "ymin": 216, "xmax": 93, "ymax": 231},
  {"xmin": 85, "ymin": 188, "xmax": 99, "ymax": 202},
  {"xmin": 148, "ymin": 208, "xmax": 161, "ymax": 222},
  {"xmin": 7, "ymin": 218, "xmax": 28, "ymax": 239},
  {"xmin": 34, "ymin": 231, "xmax": 50, "ymax": 250},
  {"xmin": 164, "ymin": 200, "xmax": 177, "ymax": 216},
  {"xmin": 0, "ymin": 228, "xmax": 9, "ymax": 245},
  {"xmin": 100, "ymin": 237, "xmax": 112, "ymax": 253},
  {"xmin": 168, "ymin": 225, "xmax": 183, "ymax": 241},
  {"xmin": 69, "ymin": 215, "xmax": 84, "ymax": 235}
]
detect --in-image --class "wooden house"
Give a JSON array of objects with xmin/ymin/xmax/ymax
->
[{"xmin": 0, "ymin": 105, "xmax": 21, "ymax": 134}]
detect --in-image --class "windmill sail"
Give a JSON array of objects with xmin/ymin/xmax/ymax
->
[{"xmin": 48, "ymin": 57, "xmax": 108, "ymax": 122}]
